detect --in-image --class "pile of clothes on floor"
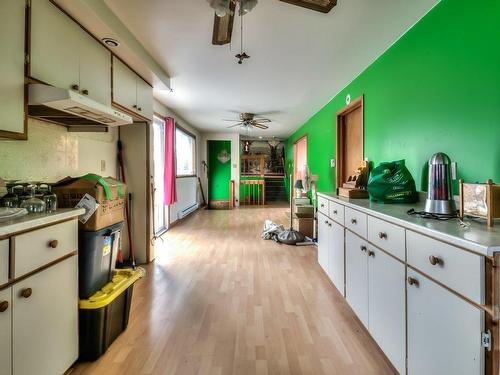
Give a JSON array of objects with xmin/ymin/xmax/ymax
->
[{"xmin": 261, "ymin": 220, "xmax": 285, "ymax": 242}]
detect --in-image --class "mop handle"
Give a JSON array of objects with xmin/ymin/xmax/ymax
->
[{"xmin": 289, "ymin": 174, "xmax": 293, "ymax": 228}]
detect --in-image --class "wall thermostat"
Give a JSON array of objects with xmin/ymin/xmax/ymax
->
[{"xmin": 345, "ymin": 94, "xmax": 351, "ymax": 105}]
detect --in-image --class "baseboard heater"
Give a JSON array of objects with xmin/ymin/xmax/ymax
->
[{"xmin": 178, "ymin": 203, "xmax": 199, "ymax": 220}]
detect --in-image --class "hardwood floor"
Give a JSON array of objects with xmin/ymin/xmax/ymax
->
[{"xmin": 71, "ymin": 206, "xmax": 396, "ymax": 375}]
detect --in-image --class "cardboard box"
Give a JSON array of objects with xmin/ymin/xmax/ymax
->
[
  {"xmin": 53, "ymin": 175, "xmax": 126, "ymax": 231},
  {"xmin": 293, "ymin": 215, "xmax": 314, "ymax": 238}
]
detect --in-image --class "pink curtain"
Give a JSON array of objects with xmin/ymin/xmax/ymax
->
[{"xmin": 164, "ymin": 117, "xmax": 177, "ymax": 205}]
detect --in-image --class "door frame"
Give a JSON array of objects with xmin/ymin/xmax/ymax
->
[
  {"xmin": 151, "ymin": 114, "xmax": 169, "ymax": 236},
  {"xmin": 336, "ymin": 95, "xmax": 364, "ymax": 190},
  {"xmin": 293, "ymin": 134, "xmax": 308, "ymax": 187}
]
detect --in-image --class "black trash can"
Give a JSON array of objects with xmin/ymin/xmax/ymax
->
[{"xmin": 78, "ymin": 222, "xmax": 123, "ymax": 299}]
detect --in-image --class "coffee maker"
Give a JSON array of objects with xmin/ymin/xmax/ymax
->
[{"xmin": 424, "ymin": 152, "xmax": 457, "ymax": 215}]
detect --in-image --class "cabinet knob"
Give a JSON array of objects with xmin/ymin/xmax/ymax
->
[
  {"xmin": 360, "ymin": 245, "xmax": 367, "ymax": 252},
  {"xmin": 351, "ymin": 218, "xmax": 357, "ymax": 224},
  {"xmin": 71, "ymin": 84, "xmax": 79, "ymax": 91},
  {"xmin": 407, "ymin": 277, "xmax": 419, "ymax": 286},
  {"xmin": 320, "ymin": 204, "xmax": 325, "ymax": 208},
  {"xmin": 132, "ymin": 104, "xmax": 137, "ymax": 108},
  {"xmin": 0, "ymin": 301, "xmax": 9, "ymax": 313},
  {"xmin": 378, "ymin": 232, "xmax": 387, "ymax": 239},
  {"xmin": 48, "ymin": 240, "xmax": 59, "ymax": 249},
  {"xmin": 328, "ymin": 223, "xmax": 332, "ymax": 227},
  {"xmin": 428, "ymin": 255, "xmax": 443, "ymax": 266},
  {"xmin": 368, "ymin": 250, "xmax": 375, "ymax": 257},
  {"xmin": 138, "ymin": 107, "xmax": 142, "ymax": 111},
  {"xmin": 81, "ymin": 89, "xmax": 89, "ymax": 95},
  {"xmin": 324, "ymin": 220, "xmax": 328, "ymax": 224},
  {"xmin": 21, "ymin": 288, "xmax": 32, "ymax": 299},
  {"xmin": 333, "ymin": 210, "xmax": 338, "ymax": 214}
]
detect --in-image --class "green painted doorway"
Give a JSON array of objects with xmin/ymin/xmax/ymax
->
[{"xmin": 208, "ymin": 140, "xmax": 232, "ymax": 209}]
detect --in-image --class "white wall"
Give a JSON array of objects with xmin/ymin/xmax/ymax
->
[
  {"xmin": 200, "ymin": 132, "xmax": 241, "ymax": 206},
  {"xmin": 153, "ymin": 100, "xmax": 203, "ymax": 223},
  {"xmin": 0, "ymin": 118, "xmax": 118, "ymax": 182}
]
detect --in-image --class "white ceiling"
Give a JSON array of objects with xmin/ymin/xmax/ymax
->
[{"xmin": 104, "ymin": 0, "xmax": 439, "ymax": 138}]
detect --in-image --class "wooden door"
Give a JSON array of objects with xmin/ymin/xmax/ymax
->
[
  {"xmin": 30, "ymin": 0, "xmax": 80, "ymax": 90},
  {"xmin": 407, "ymin": 269, "xmax": 484, "ymax": 375},
  {"xmin": 0, "ymin": 287, "xmax": 11, "ymax": 375},
  {"xmin": 336, "ymin": 97, "xmax": 364, "ymax": 189},
  {"xmin": 329, "ymin": 221, "xmax": 345, "ymax": 296},
  {"xmin": 317, "ymin": 212, "xmax": 330, "ymax": 276},
  {"xmin": 79, "ymin": 30, "xmax": 112, "ymax": 106},
  {"xmin": 368, "ymin": 247, "xmax": 406, "ymax": 374},
  {"xmin": 112, "ymin": 56, "xmax": 138, "ymax": 113},
  {"xmin": 13, "ymin": 257, "xmax": 78, "ymax": 375},
  {"xmin": 0, "ymin": 0, "xmax": 25, "ymax": 137},
  {"xmin": 345, "ymin": 231, "xmax": 368, "ymax": 327}
]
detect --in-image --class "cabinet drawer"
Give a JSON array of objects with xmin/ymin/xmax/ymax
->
[
  {"xmin": 329, "ymin": 201, "xmax": 344, "ymax": 225},
  {"xmin": 317, "ymin": 196, "xmax": 329, "ymax": 216},
  {"xmin": 0, "ymin": 240, "xmax": 8, "ymax": 286},
  {"xmin": 367, "ymin": 216, "xmax": 405, "ymax": 261},
  {"xmin": 407, "ymin": 231, "xmax": 484, "ymax": 304},
  {"xmin": 12, "ymin": 220, "xmax": 78, "ymax": 278},
  {"xmin": 345, "ymin": 207, "xmax": 367, "ymax": 237}
]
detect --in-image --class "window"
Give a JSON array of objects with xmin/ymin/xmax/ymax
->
[{"xmin": 176, "ymin": 126, "xmax": 196, "ymax": 177}]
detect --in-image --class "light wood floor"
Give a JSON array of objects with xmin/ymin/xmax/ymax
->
[{"xmin": 72, "ymin": 206, "xmax": 396, "ymax": 375}]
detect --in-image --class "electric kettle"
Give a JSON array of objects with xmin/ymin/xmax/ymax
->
[{"xmin": 424, "ymin": 152, "xmax": 457, "ymax": 215}]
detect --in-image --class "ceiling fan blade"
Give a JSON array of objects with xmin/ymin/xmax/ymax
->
[
  {"xmin": 212, "ymin": 2, "xmax": 236, "ymax": 45},
  {"xmin": 252, "ymin": 124, "xmax": 269, "ymax": 129},
  {"xmin": 226, "ymin": 122, "xmax": 244, "ymax": 128},
  {"xmin": 253, "ymin": 119, "xmax": 271, "ymax": 123},
  {"xmin": 279, "ymin": 0, "xmax": 337, "ymax": 13},
  {"xmin": 222, "ymin": 119, "xmax": 241, "ymax": 122}
]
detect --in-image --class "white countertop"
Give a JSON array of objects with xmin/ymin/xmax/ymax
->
[
  {"xmin": 317, "ymin": 192, "xmax": 500, "ymax": 257},
  {"xmin": 0, "ymin": 208, "xmax": 85, "ymax": 238}
]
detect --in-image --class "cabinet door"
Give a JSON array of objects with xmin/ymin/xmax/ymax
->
[
  {"xmin": 329, "ymin": 221, "xmax": 344, "ymax": 296},
  {"xmin": 0, "ymin": 0, "xmax": 25, "ymax": 136},
  {"xmin": 368, "ymin": 248, "xmax": 405, "ymax": 374},
  {"xmin": 79, "ymin": 31, "xmax": 112, "ymax": 106},
  {"xmin": 317, "ymin": 213, "xmax": 330, "ymax": 276},
  {"xmin": 345, "ymin": 231, "xmax": 368, "ymax": 327},
  {"xmin": 136, "ymin": 77, "xmax": 153, "ymax": 121},
  {"xmin": 0, "ymin": 287, "xmax": 12, "ymax": 375},
  {"xmin": 30, "ymin": 0, "xmax": 80, "ymax": 90},
  {"xmin": 13, "ymin": 257, "xmax": 78, "ymax": 375},
  {"xmin": 407, "ymin": 269, "xmax": 483, "ymax": 375},
  {"xmin": 112, "ymin": 56, "xmax": 137, "ymax": 113}
]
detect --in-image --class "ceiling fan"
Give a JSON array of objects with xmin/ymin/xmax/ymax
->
[
  {"xmin": 208, "ymin": 0, "xmax": 338, "ymax": 46},
  {"xmin": 224, "ymin": 112, "xmax": 271, "ymax": 131}
]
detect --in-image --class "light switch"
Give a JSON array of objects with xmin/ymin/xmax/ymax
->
[
  {"xmin": 100, "ymin": 160, "xmax": 106, "ymax": 172},
  {"xmin": 330, "ymin": 159, "xmax": 336, "ymax": 168}
]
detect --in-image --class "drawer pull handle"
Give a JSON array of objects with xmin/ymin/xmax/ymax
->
[
  {"xmin": 368, "ymin": 250, "xmax": 375, "ymax": 257},
  {"xmin": 0, "ymin": 301, "xmax": 9, "ymax": 313},
  {"xmin": 324, "ymin": 220, "xmax": 328, "ymax": 224},
  {"xmin": 407, "ymin": 277, "xmax": 419, "ymax": 286},
  {"xmin": 360, "ymin": 245, "xmax": 367, "ymax": 252},
  {"xmin": 81, "ymin": 89, "xmax": 89, "ymax": 95},
  {"xmin": 428, "ymin": 255, "xmax": 443, "ymax": 266},
  {"xmin": 378, "ymin": 232, "xmax": 387, "ymax": 239},
  {"xmin": 48, "ymin": 240, "xmax": 59, "ymax": 249},
  {"xmin": 333, "ymin": 210, "xmax": 338, "ymax": 214},
  {"xmin": 21, "ymin": 288, "xmax": 32, "ymax": 299},
  {"xmin": 328, "ymin": 223, "xmax": 332, "ymax": 227},
  {"xmin": 351, "ymin": 218, "xmax": 357, "ymax": 224},
  {"xmin": 71, "ymin": 84, "xmax": 79, "ymax": 91}
]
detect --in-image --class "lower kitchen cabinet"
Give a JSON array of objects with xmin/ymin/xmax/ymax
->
[
  {"xmin": 0, "ymin": 287, "xmax": 12, "ymax": 375},
  {"xmin": 317, "ymin": 212, "xmax": 330, "ymax": 277},
  {"xmin": 345, "ymin": 231, "xmax": 368, "ymax": 327},
  {"xmin": 318, "ymin": 213, "xmax": 345, "ymax": 295},
  {"xmin": 368, "ymin": 247, "xmax": 405, "ymax": 374},
  {"xmin": 407, "ymin": 269, "xmax": 483, "ymax": 375},
  {"xmin": 12, "ymin": 256, "xmax": 78, "ymax": 375}
]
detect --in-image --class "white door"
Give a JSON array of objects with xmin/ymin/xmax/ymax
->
[
  {"xmin": 153, "ymin": 116, "xmax": 168, "ymax": 234},
  {"xmin": 12, "ymin": 257, "xmax": 78, "ymax": 375},
  {"xmin": 329, "ymin": 221, "xmax": 344, "ymax": 296},
  {"xmin": 30, "ymin": 0, "xmax": 80, "ymax": 90},
  {"xmin": 368, "ymin": 247, "xmax": 406, "ymax": 374},
  {"xmin": 345, "ymin": 231, "xmax": 368, "ymax": 327},
  {"xmin": 79, "ymin": 30, "xmax": 112, "ymax": 106},
  {"xmin": 407, "ymin": 269, "xmax": 483, "ymax": 375},
  {"xmin": 112, "ymin": 56, "xmax": 137, "ymax": 113},
  {"xmin": 317, "ymin": 212, "xmax": 330, "ymax": 276},
  {"xmin": 0, "ymin": 287, "xmax": 11, "ymax": 375},
  {"xmin": 0, "ymin": 0, "xmax": 25, "ymax": 135}
]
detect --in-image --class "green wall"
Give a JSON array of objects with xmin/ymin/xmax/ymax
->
[
  {"xmin": 286, "ymin": 0, "xmax": 500, "ymax": 195},
  {"xmin": 208, "ymin": 140, "xmax": 232, "ymax": 201}
]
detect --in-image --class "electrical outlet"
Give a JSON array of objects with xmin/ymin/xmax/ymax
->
[
  {"xmin": 100, "ymin": 160, "xmax": 106, "ymax": 172},
  {"xmin": 330, "ymin": 159, "xmax": 336, "ymax": 168}
]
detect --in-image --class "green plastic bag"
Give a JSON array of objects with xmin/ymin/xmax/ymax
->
[{"xmin": 367, "ymin": 160, "xmax": 418, "ymax": 203}]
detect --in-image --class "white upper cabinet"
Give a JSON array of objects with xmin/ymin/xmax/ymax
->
[
  {"xmin": 79, "ymin": 31, "xmax": 112, "ymax": 107},
  {"xmin": 112, "ymin": 56, "xmax": 153, "ymax": 121},
  {"xmin": 407, "ymin": 269, "xmax": 483, "ymax": 375},
  {"xmin": 30, "ymin": 0, "xmax": 111, "ymax": 106},
  {"xmin": 0, "ymin": 0, "xmax": 26, "ymax": 138}
]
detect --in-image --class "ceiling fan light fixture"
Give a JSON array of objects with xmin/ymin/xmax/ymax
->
[
  {"xmin": 207, "ymin": 0, "xmax": 232, "ymax": 17},
  {"xmin": 239, "ymin": 0, "xmax": 258, "ymax": 15}
]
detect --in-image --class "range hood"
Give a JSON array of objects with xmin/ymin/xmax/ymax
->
[{"xmin": 28, "ymin": 84, "xmax": 133, "ymax": 129}]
